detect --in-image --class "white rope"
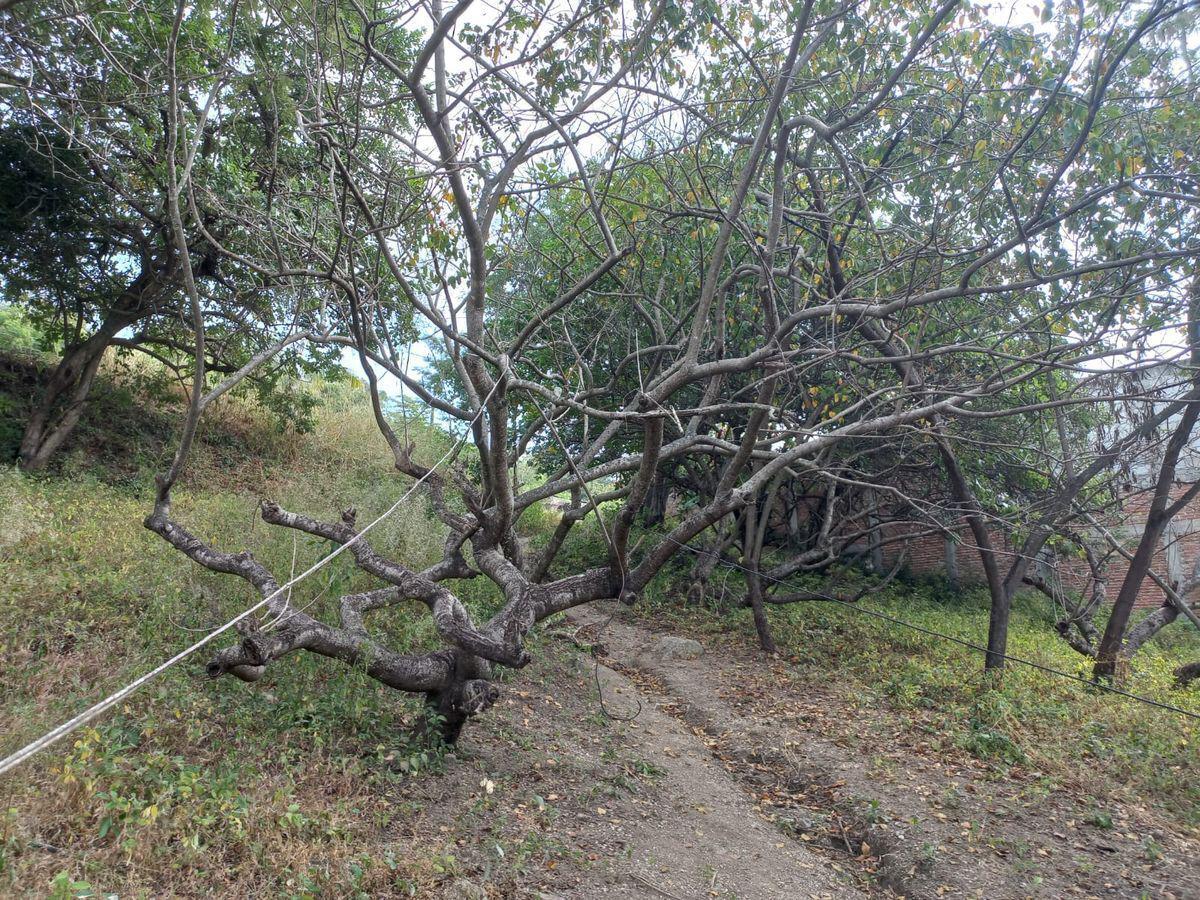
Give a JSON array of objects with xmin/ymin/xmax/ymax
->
[{"xmin": 0, "ymin": 369, "xmax": 506, "ymax": 778}]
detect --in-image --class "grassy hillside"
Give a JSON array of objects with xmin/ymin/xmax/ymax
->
[{"xmin": 0, "ymin": 350, "xmax": 508, "ymax": 896}]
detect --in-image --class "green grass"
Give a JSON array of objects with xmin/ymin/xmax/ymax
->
[
  {"xmin": 0, "ymin": 359, "xmax": 504, "ymax": 896},
  {"xmin": 4, "ymin": 340, "xmax": 1200, "ymax": 895},
  {"xmin": 733, "ymin": 576, "xmax": 1198, "ymax": 824}
]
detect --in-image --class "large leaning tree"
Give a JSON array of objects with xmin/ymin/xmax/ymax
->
[
  {"xmin": 0, "ymin": 0, "xmax": 341, "ymax": 470},
  {"xmin": 47, "ymin": 0, "xmax": 1196, "ymax": 740}
]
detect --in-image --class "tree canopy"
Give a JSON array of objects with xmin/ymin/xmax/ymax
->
[{"xmin": 3, "ymin": 0, "xmax": 1198, "ymax": 735}]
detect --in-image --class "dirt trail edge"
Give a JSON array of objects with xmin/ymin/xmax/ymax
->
[
  {"xmin": 557, "ymin": 640, "xmax": 864, "ymax": 900},
  {"xmin": 565, "ymin": 606, "xmax": 1200, "ymax": 900}
]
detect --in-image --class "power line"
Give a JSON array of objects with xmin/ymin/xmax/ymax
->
[
  {"xmin": 0, "ymin": 370, "xmax": 506, "ymax": 778},
  {"xmin": 661, "ymin": 534, "xmax": 1200, "ymax": 722}
]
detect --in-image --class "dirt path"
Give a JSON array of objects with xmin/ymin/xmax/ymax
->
[
  {"xmin": 565, "ymin": 606, "xmax": 1200, "ymax": 900},
  {"xmin": 559, "ymin": 661, "xmax": 863, "ymax": 899},
  {"xmin": 384, "ymin": 604, "xmax": 1197, "ymax": 898},
  {"xmin": 386, "ymin": 616, "xmax": 862, "ymax": 899}
]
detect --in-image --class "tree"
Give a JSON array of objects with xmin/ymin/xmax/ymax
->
[
  {"xmin": 0, "ymin": 0, "xmax": 336, "ymax": 469},
  {"xmin": 113, "ymin": 0, "xmax": 1200, "ymax": 742}
]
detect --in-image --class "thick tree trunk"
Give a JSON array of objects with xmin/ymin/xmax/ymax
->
[
  {"xmin": 1174, "ymin": 661, "xmax": 1200, "ymax": 689},
  {"xmin": 423, "ymin": 651, "xmax": 499, "ymax": 744},
  {"xmin": 17, "ymin": 311, "xmax": 134, "ymax": 470},
  {"xmin": 17, "ymin": 268, "xmax": 170, "ymax": 471}
]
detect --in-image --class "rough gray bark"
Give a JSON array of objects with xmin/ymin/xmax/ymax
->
[
  {"xmin": 126, "ymin": 0, "xmax": 1200, "ymax": 746},
  {"xmin": 1175, "ymin": 661, "xmax": 1200, "ymax": 688},
  {"xmin": 17, "ymin": 267, "xmax": 172, "ymax": 470}
]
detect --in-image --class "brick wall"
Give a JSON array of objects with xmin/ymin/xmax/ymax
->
[{"xmin": 877, "ymin": 483, "xmax": 1200, "ymax": 610}]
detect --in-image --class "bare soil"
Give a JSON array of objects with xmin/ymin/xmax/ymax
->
[
  {"xmin": 564, "ymin": 606, "xmax": 1200, "ymax": 900},
  {"xmin": 401, "ymin": 605, "xmax": 1199, "ymax": 899},
  {"xmin": 384, "ymin": 616, "xmax": 859, "ymax": 899}
]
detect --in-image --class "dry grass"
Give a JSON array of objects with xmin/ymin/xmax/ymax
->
[{"xmin": 0, "ymin": 366, "xmax": 512, "ymax": 897}]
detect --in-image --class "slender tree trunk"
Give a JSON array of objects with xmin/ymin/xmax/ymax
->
[
  {"xmin": 944, "ymin": 532, "xmax": 959, "ymax": 588},
  {"xmin": 640, "ymin": 467, "xmax": 669, "ymax": 526},
  {"xmin": 853, "ymin": 317, "xmax": 1013, "ymax": 670},
  {"xmin": 973, "ymin": 518, "xmax": 1011, "ymax": 671},
  {"xmin": 1094, "ymin": 275, "xmax": 1200, "ymax": 680},
  {"xmin": 685, "ymin": 514, "xmax": 737, "ymax": 605},
  {"xmin": 1122, "ymin": 600, "xmax": 1180, "ymax": 657},
  {"xmin": 1093, "ymin": 517, "xmax": 1170, "ymax": 679},
  {"xmin": 938, "ymin": 439, "xmax": 1010, "ymax": 669},
  {"xmin": 1092, "ymin": 494, "xmax": 1200, "ymax": 678},
  {"xmin": 866, "ymin": 488, "xmax": 884, "ymax": 573},
  {"xmin": 743, "ymin": 493, "xmax": 777, "ymax": 653},
  {"xmin": 745, "ymin": 565, "xmax": 777, "ymax": 653}
]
